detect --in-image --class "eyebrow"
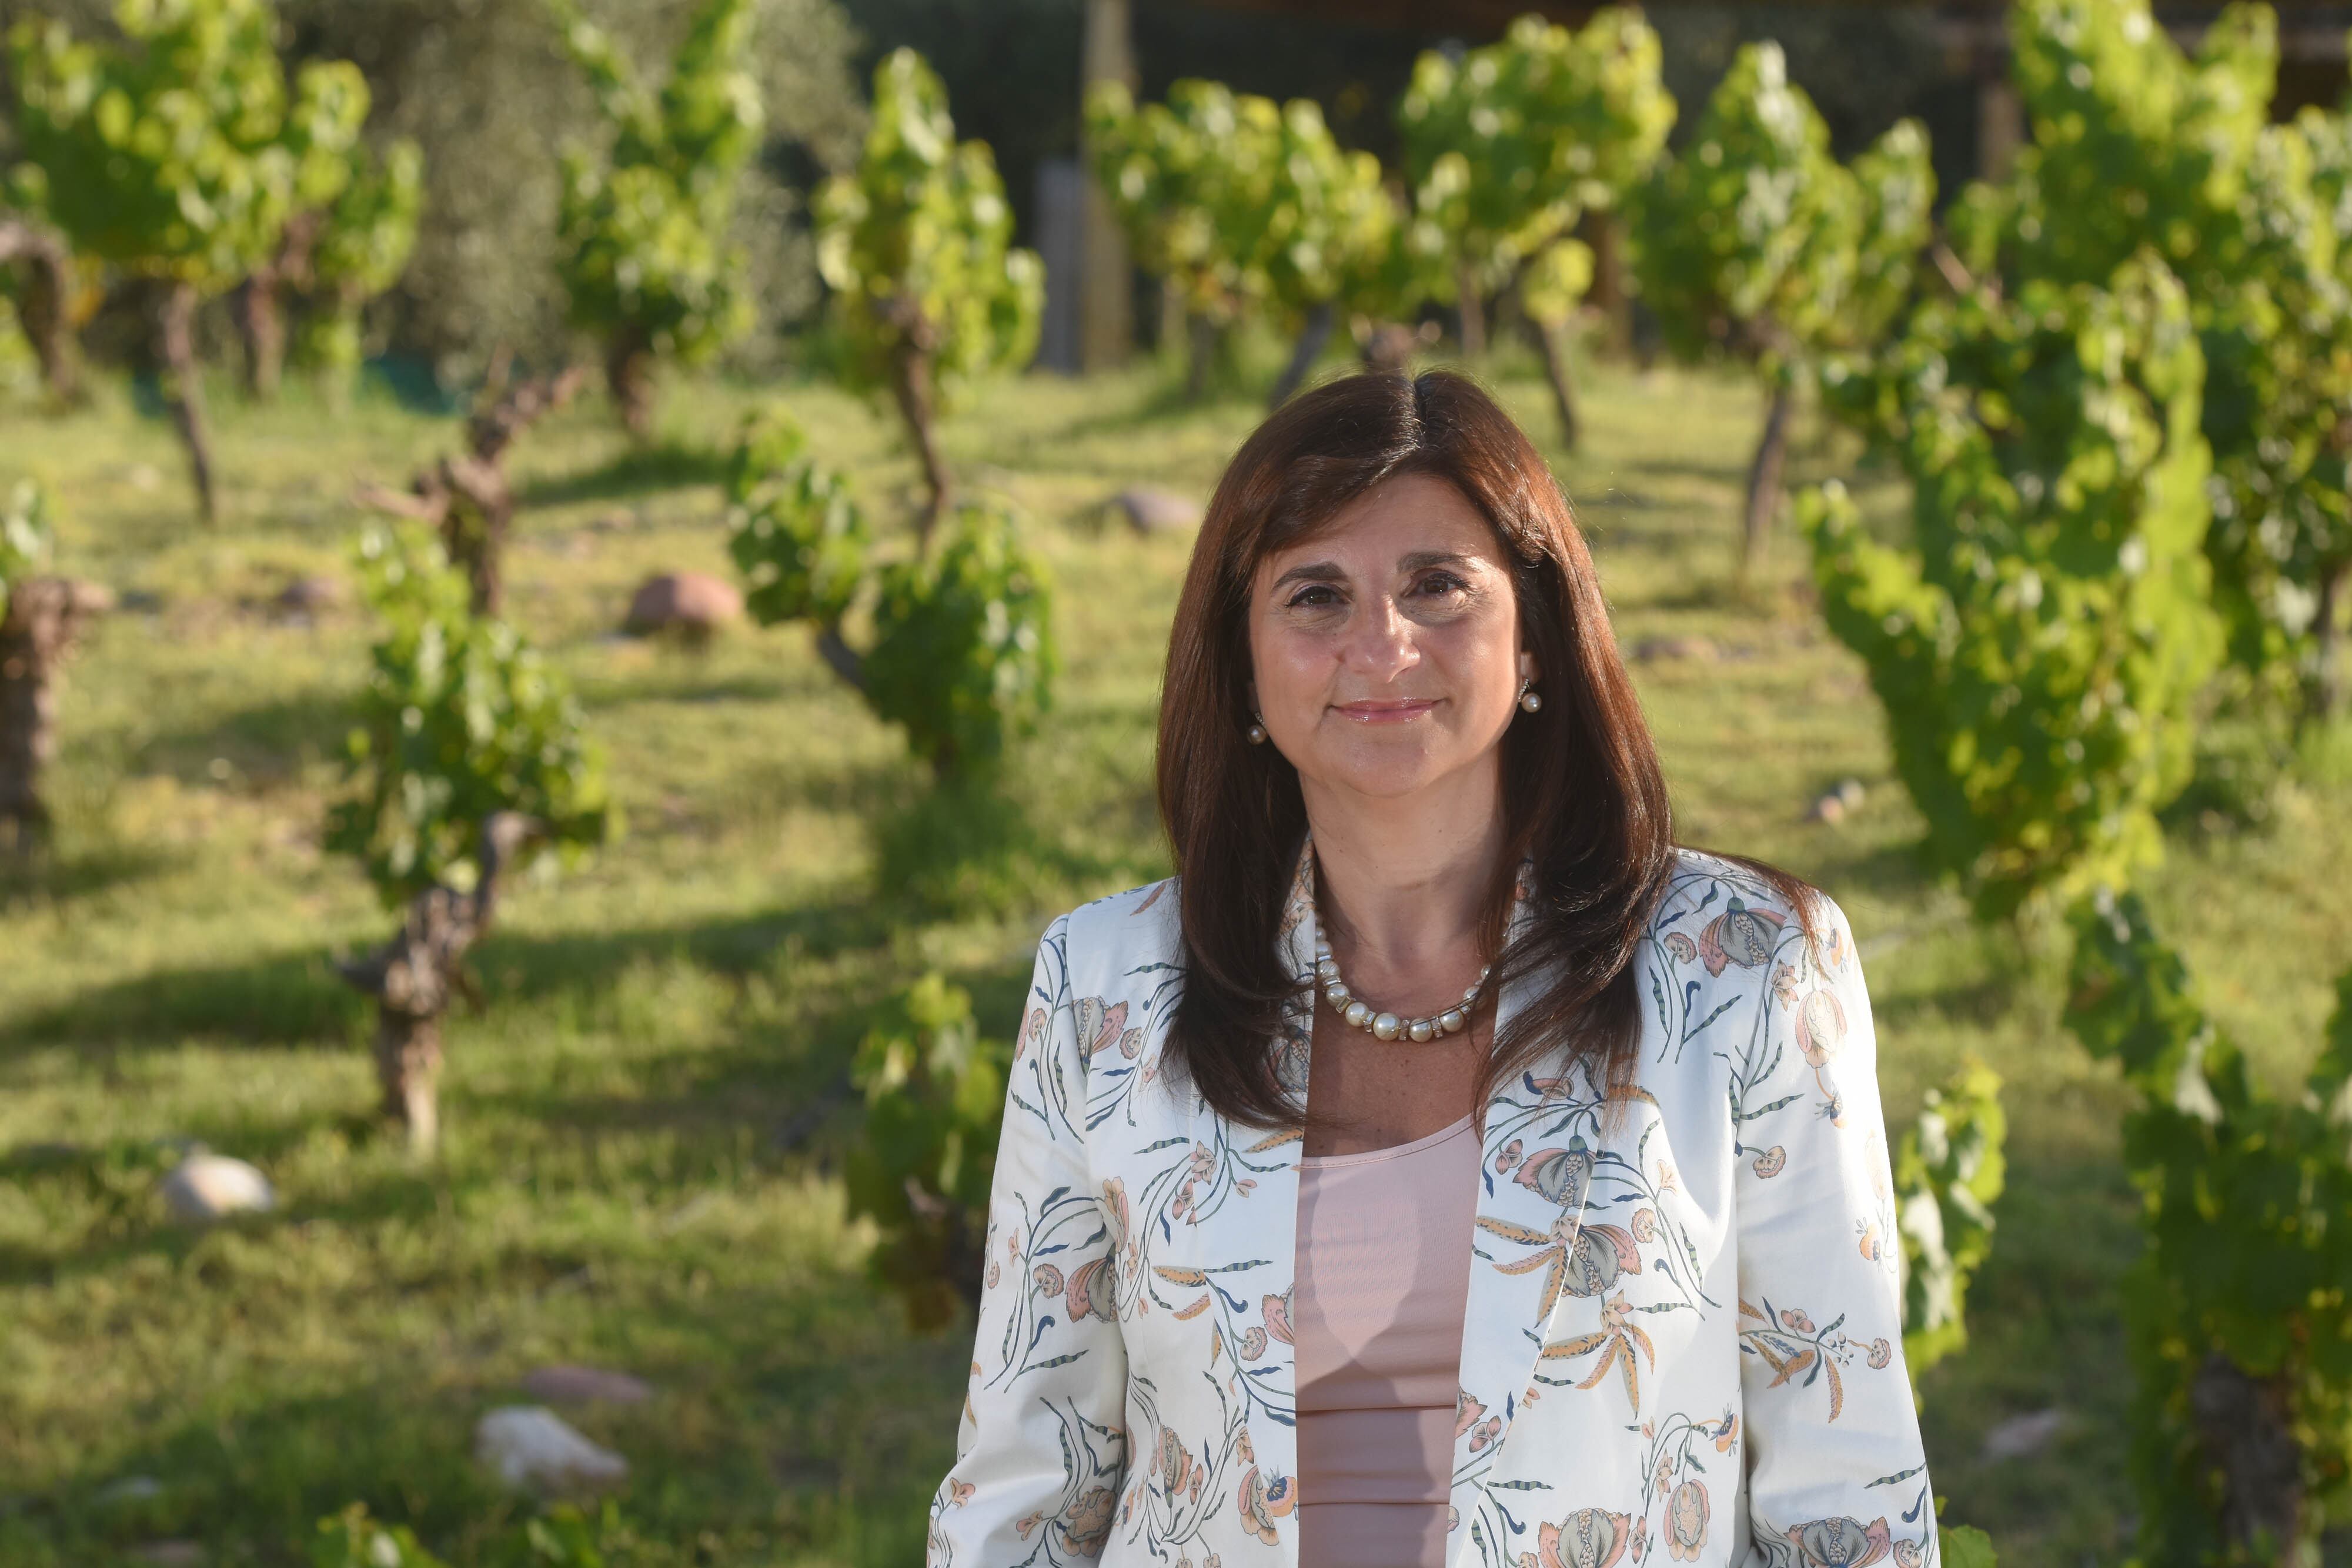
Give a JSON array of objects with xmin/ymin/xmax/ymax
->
[{"xmin": 1268, "ymin": 550, "xmax": 1478, "ymax": 590}]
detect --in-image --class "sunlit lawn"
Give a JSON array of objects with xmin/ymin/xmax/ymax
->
[{"xmin": 2, "ymin": 336, "xmax": 2347, "ymax": 1566}]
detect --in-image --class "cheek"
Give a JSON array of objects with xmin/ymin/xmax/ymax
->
[
  {"xmin": 1248, "ymin": 620, "xmax": 1332, "ymax": 707},
  {"xmin": 1425, "ymin": 612, "xmax": 1521, "ymax": 698}
]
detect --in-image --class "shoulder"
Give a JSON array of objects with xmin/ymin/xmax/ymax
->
[
  {"xmin": 1039, "ymin": 875, "xmax": 1185, "ymax": 990},
  {"xmin": 1651, "ymin": 845, "xmax": 1846, "ymax": 939}
]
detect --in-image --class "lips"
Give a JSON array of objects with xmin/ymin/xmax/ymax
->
[{"xmin": 1334, "ymin": 698, "xmax": 1439, "ymax": 723}]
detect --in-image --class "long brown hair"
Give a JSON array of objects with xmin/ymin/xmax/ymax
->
[{"xmin": 1154, "ymin": 369, "xmax": 1820, "ymax": 1132}]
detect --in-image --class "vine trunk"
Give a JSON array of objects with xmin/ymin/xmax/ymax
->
[
  {"xmin": 1268, "ymin": 302, "xmax": 1337, "ymax": 410},
  {"xmin": 335, "ymin": 814, "xmax": 543, "ymax": 1155},
  {"xmin": 606, "ymin": 323, "xmax": 657, "ymax": 439},
  {"xmin": 0, "ymin": 219, "xmax": 78, "ymax": 403},
  {"xmin": 0, "ymin": 577, "xmax": 111, "ymax": 850},
  {"xmin": 1743, "ymin": 383, "xmax": 1794, "ymax": 584},
  {"xmin": 1527, "ymin": 313, "xmax": 1582, "ymax": 452},
  {"xmin": 2312, "ymin": 557, "xmax": 2348, "ymax": 721},
  {"xmin": 158, "ymin": 283, "xmax": 218, "ymax": 524},
  {"xmin": 2187, "ymin": 1350, "xmax": 2304, "ymax": 1561},
  {"xmin": 890, "ymin": 340, "xmax": 951, "ymax": 544},
  {"xmin": 1455, "ymin": 258, "xmax": 1487, "ymax": 357}
]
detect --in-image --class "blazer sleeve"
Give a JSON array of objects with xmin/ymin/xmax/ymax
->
[
  {"xmin": 927, "ymin": 915, "xmax": 1134, "ymax": 1568},
  {"xmin": 1733, "ymin": 892, "xmax": 1940, "ymax": 1568}
]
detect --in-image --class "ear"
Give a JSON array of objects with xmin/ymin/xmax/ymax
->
[{"xmin": 1518, "ymin": 648, "xmax": 1535, "ymax": 685}]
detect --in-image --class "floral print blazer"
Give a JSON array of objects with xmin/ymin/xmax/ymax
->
[{"xmin": 927, "ymin": 845, "xmax": 1939, "ymax": 1568}]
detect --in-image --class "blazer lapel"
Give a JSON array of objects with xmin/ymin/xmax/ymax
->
[
  {"xmin": 1158, "ymin": 841, "xmax": 1319, "ymax": 1561},
  {"xmin": 1445, "ymin": 902, "xmax": 1656, "ymax": 1568}
]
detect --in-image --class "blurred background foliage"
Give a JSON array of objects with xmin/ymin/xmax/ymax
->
[
  {"xmin": 0, "ymin": 0, "xmax": 867, "ymax": 385},
  {"xmin": 0, "ymin": 1, "xmax": 2026, "ymax": 392}
]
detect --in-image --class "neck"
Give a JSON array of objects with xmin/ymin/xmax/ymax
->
[{"xmin": 1301, "ymin": 760, "xmax": 1508, "ymax": 975}]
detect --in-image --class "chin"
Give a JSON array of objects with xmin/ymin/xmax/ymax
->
[{"xmin": 1301, "ymin": 737, "xmax": 1465, "ymax": 800}]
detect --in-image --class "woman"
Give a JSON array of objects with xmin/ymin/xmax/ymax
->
[{"xmin": 927, "ymin": 372, "xmax": 1935, "ymax": 1568}]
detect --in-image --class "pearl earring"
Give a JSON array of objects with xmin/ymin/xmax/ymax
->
[
  {"xmin": 1518, "ymin": 678, "xmax": 1542, "ymax": 714},
  {"xmin": 1246, "ymin": 715, "xmax": 1269, "ymax": 744}
]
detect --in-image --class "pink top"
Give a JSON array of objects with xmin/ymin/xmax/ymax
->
[{"xmin": 1294, "ymin": 1109, "xmax": 1482, "ymax": 1568}]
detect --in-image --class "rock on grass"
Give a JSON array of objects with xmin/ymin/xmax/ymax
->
[
  {"xmin": 159, "ymin": 1154, "xmax": 274, "ymax": 1222},
  {"xmin": 474, "ymin": 1406, "xmax": 629, "ymax": 1495},
  {"xmin": 623, "ymin": 572, "xmax": 743, "ymax": 639}
]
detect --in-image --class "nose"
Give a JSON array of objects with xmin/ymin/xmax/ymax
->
[{"xmin": 1339, "ymin": 591, "xmax": 1419, "ymax": 683}]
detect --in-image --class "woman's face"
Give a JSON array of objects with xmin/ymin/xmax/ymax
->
[{"xmin": 1246, "ymin": 471, "xmax": 1528, "ymax": 804}]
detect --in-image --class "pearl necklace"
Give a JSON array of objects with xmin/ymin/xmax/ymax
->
[{"xmin": 1311, "ymin": 920, "xmax": 1491, "ymax": 1043}]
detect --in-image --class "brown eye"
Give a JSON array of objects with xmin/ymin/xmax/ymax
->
[{"xmin": 1285, "ymin": 584, "xmax": 1339, "ymax": 609}]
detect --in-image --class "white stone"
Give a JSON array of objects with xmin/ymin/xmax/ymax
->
[
  {"xmin": 475, "ymin": 1406, "xmax": 629, "ymax": 1495},
  {"xmin": 160, "ymin": 1155, "xmax": 274, "ymax": 1222}
]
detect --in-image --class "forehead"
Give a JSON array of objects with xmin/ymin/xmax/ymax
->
[{"xmin": 1255, "ymin": 472, "xmax": 1505, "ymax": 576}]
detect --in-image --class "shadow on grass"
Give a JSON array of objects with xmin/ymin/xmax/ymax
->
[
  {"xmin": 0, "ymin": 838, "xmax": 186, "ymax": 908},
  {"xmin": 868, "ymin": 775, "xmax": 1147, "ymax": 925},
  {"xmin": 0, "ymin": 902, "xmax": 879, "ymax": 1064},
  {"xmin": 0, "ymin": 1263, "xmax": 956, "ymax": 1566},
  {"xmin": 1040, "ymin": 362, "xmax": 1279, "ymax": 446},
  {"xmin": 0, "ymin": 947, "xmax": 366, "ymax": 1058},
  {"xmin": 0, "ymin": 1384, "xmax": 517, "ymax": 1562},
  {"xmin": 1624, "ymin": 454, "xmax": 1752, "ymax": 490},
  {"xmin": 576, "ymin": 671, "xmax": 801, "ymax": 711},
  {"xmin": 1795, "ymin": 834, "xmax": 1939, "ymax": 907},
  {"xmin": 519, "ymin": 439, "xmax": 731, "ymax": 508},
  {"xmin": 132, "ymin": 688, "xmax": 355, "ymax": 786}
]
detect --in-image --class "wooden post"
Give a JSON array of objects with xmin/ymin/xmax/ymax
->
[{"xmin": 1078, "ymin": 0, "xmax": 1136, "ymax": 372}]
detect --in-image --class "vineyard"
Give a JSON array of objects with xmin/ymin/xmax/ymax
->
[{"xmin": 1, "ymin": 0, "xmax": 2350, "ymax": 1564}]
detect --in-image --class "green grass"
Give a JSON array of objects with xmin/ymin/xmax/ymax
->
[{"xmin": 2, "ymin": 340, "xmax": 2347, "ymax": 1567}]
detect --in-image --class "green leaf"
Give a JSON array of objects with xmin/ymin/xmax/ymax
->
[
  {"xmin": 327, "ymin": 522, "xmax": 615, "ymax": 907},
  {"xmin": 1939, "ymin": 1524, "xmax": 1998, "ymax": 1568}
]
